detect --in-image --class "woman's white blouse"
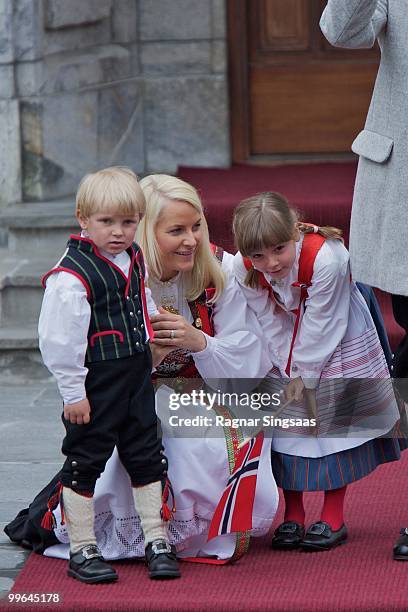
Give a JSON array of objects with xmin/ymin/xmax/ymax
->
[
  {"xmin": 39, "ymin": 250, "xmax": 272, "ymax": 405},
  {"xmin": 233, "ymin": 236, "xmax": 351, "ymax": 388}
]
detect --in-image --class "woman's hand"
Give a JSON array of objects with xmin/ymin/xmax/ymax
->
[
  {"xmin": 151, "ymin": 307, "xmax": 207, "ymax": 353},
  {"xmin": 64, "ymin": 398, "xmax": 91, "ymax": 425},
  {"xmin": 284, "ymin": 377, "xmax": 305, "ymax": 403}
]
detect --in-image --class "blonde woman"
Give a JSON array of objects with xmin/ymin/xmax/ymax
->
[{"xmin": 6, "ymin": 175, "xmax": 278, "ymax": 566}]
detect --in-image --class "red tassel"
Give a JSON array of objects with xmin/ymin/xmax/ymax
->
[
  {"xmin": 41, "ymin": 510, "xmax": 57, "ymax": 530},
  {"xmin": 161, "ymin": 479, "xmax": 176, "ymax": 521},
  {"xmin": 161, "ymin": 502, "xmax": 173, "ymax": 522},
  {"xmin": 40, "ymin": 482, "xmax": 62, "ymax": 531}
]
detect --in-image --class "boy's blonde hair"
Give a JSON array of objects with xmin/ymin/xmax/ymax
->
[
  {"xmin": 137, "ymin": 174, "xmax": 225, "ymax": 302},
  {"xmin": 76, "ymin": 166, "xmax": 146, "ymax": 218},
  {"xmin": 233, "ymin": 192, "xmax": 343, "ymax": 288}
]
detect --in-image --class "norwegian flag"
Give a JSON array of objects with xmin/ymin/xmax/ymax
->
[{"xmin": 207, "ymin": 431, "xmax": 264, "ymax": 541}]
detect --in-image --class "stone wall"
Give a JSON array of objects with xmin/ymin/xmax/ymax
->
[{"xmin": 0, "ymin": 0, "xmax": 229, "ymax": 207}]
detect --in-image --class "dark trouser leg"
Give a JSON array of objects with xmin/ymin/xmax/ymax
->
[
  {"xmin": 391, "ymin": 294, "xmax": 408, "ymax": 401},
  {"xmin": 391, "ymin": 295, "xmax": 408, "ymax": 560},
  {"xmin": 60, "ymin": 358, "xmax": 132, "ymax": 493},
  {"xmin": 116, "ymin": 349, "xmax": 168, "ymax": 545}
]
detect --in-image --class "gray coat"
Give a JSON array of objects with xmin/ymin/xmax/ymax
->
[{"xmin": 320, "ymin": 0, "xmax": 408, "ymax": 296}]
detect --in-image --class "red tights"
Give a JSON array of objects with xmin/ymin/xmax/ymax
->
[{"xmin": 283, "ymin": 485, "xmax": 347, "ymax": 530}]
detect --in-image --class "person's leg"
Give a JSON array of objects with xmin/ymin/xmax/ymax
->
[
  {"xmin": 301, "ymin": 486, "xmax": 348, "ymax": 552},
  {"xmin": 119, "ymin": 350, "xmax": 180, "ymax": 578},
  {"xmin": 391, "ymin": 294, "xmax": 408, "ymax": 398},
  {"xmin": 391, "ymin": 295, "xmax": 408, "ymax": 560},
  {"xmin": 320, "ymin": 485, "xmax": 347, "ymax": 531},
  {"xmin": 60, "ymin": 359, "xmax": 132, "ymax": 583},
  {"xmin": 283, "ymin": 489, "xmax": 305, "ymax": 524},
  {"xmin": 271, "ymin": 489, "xmax": 305, "ymax": 550}
]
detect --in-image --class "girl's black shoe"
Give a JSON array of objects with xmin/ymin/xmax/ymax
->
[
  {"xmin": 271, "ymin": 521, "xmax": 305, "ymax": 550},
  {"xmin": 300, "ymin": 521, "xmax": 347, "ymax": 551},
  {"xmin": 393, "ymin": 527, "xmax": 408, "ymax": 560}
]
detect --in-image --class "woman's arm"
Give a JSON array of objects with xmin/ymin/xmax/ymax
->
[
  {"xmin": 151, "ymin": 252, "xmax": 272, "ymax": 379},
  {"xmin": 320, "ymin": 0, "xmax": 387, "ymax": 48},
  {"xmin": 191, "ymin": 252, "xmax": 273, "ymax": 379}
]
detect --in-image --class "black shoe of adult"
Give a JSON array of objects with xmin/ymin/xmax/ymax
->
[
  {"xmin": 145, "ymin": 539, "xmax": 181, "ymax": 579},
  {"xmin": 300, "ymin": 521, "xmax": 347, "ymax": 552},
  {"xmin": 67, "ymin": 545, "xmax": 118, "ymax": 584},
  {"xmin": 393, "ymin": 527, "xmax": 408, "ymax": 561},
  {"xmin": 271, "ymin": 521, "xmax": 305, "ymax": 550}
]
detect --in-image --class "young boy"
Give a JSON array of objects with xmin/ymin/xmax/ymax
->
[{"xmin": 39, "ymin": 167, "xmax": 180, "ymax": 583}]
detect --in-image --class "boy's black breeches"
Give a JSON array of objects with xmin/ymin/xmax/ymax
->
[{"xmin": 60, "ymin": 350, "xmax": 166, "ymax": 493}]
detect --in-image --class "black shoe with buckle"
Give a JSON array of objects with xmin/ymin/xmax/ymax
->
[
  {"xmin": 68, "ymin": 544, "xmax": 118, "ymax": 584},
  {"xmin": 271, "ymin": 521, "xmax": 305, "ymax": 550},
  {"xmin": 300, "ymin": 521, "xmax": 347, "ymax": 552},
  {"xmin": 393, "ymin": 527, "xmax": 408, "ymax": 561},
  {"xmin": 145, "ymin": 539, "xmax": 180, "ymax": 579}
]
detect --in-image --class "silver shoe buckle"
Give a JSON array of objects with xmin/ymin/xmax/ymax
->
[
  {"xmin": 82, "ymin": 545, "xmax": 102, "ymax": 560},
  {"xmin": 151, "ymin": 540, "xmax": 172, "ymax": 555}
]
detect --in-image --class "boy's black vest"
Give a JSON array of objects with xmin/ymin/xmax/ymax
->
[{"xmin": 42, "ymin": 236, "xmax": 149, "ymax": 363}]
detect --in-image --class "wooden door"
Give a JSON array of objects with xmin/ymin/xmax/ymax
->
[{"xmin": 228, "ymin": 0, "xmax": 380, "ymax": 161}]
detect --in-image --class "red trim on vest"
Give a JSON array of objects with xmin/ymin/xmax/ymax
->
[
  {"xmin": 89, "ymin": 330, "xmax": 124, "ymax": 348},
  {"xmin": 70, "ymin": 235, "xmax": 141, "ymax": 287},
  {"xmin": 41, "ymin": 267, "xmax": 92, "ymax": 301},
  {"xmin": 124, "ymin": 247, "xmax": 136, "ymax": 299}
]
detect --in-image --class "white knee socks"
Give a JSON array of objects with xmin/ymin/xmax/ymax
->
[
  {"xmin": 132, "ymin": 480, "xmax": 168, "ymax": 546},
  {"xmin": 62, "ymin": 486, "xmax": 97, "ymax": 554}
]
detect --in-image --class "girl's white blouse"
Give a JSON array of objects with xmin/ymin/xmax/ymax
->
[
  {"xmin": 233, "ymin": 235, "xmax": 351, "ymax": 387},
  {"xmin": 39, "ymin": 250, "xmax": 272, "ymax": 404}
]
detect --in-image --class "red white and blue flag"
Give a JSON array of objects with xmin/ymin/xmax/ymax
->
[{"xmin": 207, "ymin": 431, "xmax": 264, "ymax": 541}]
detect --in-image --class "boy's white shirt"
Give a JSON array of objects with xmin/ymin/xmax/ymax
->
[{"xmin": 38, "ymin": 243, "xmax": 159, "ymax": 405}]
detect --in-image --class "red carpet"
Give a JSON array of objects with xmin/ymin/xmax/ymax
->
[
  {"xmin": 5, "ymin": 453, "xmax": 408, "ymax": 611},
  {"xmin": 178, "ymin": 162, "xmax": 404, "ymax": 351}
]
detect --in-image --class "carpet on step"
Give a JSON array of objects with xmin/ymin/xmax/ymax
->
[{"xmin": 6, "ymin": 453, "xmax": 408, "ymax": 611}]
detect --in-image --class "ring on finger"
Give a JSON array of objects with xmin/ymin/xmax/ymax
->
[{"xmin": 170, "ymin": 329, "xmax": 176, "ymax": 340}]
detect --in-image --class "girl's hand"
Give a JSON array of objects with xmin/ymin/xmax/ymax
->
[
  {"xmin": 304, "ymin": 388, "xmax": 318, "ymax": 421},
  {"xmin": 151, "ymin": 307, "xmax": 207, "ymax": 353},
  {"xmin": 150, "ymin": 344, "xmax": 175, "ymax": 368},
  {"xmin": 284, "ymin": 377, "xmax": 305, "ymax": 402},
  {"xmin": 64, "ymin": 398, "xmax": 91, "ymax": 425}
]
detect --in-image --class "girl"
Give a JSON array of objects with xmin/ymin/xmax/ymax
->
[{"xmin": 233, "ymin": 191, "xmax": 403, "ymax": 552}]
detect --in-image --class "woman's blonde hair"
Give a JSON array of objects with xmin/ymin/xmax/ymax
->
[
  {"xmin": 233, "ymin": 191, "xmax": 343, "ymax": 288},
  {"xmin": 76, "ymin": 166, "xmax": 146, "ymax": 218},
  {"xmin": 137, "ymin": 174, "xmax": 225, "ymax": 302}
]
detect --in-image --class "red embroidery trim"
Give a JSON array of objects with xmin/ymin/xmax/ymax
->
[
  {"xmin": 89, "ymin": 330, "xmax": 124, "ymax": 348},
  {"xmin": 41, "ymin": 267, "xmax": 92, "ymax": 301}
]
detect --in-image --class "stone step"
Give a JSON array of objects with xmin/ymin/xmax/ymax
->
[
  {"xmin": 0, "ymin": 199, "xmax": 77, "ymax": 255},
  {"xmin": 0, "ymin": 325, "xmax": 38, "ymax": 349},
  {"xmin": 0, "ymin": 256, "xmax": 51, "ymax": 326},
  {"xmin": 0, "ymin": 325, "xmax": 50, "ymax": 382}
]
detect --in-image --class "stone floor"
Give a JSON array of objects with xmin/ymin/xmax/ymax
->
[{"xmin": 0, "ymin": 378, "xmax": 63, "ymax": 600}]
